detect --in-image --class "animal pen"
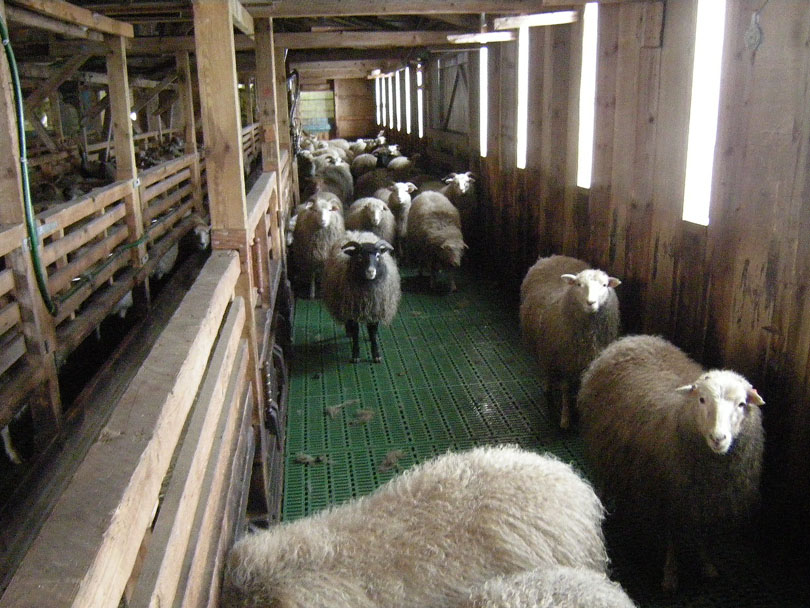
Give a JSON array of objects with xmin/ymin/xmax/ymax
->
[{"xmin": 0, "ymin": 1, "xmax": 808, "ymax": 607}]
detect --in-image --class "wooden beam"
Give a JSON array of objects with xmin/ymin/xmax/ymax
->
[
  {"xmin": 24, "ymin": 54, "xmax": 91, "ymax": 110},
  {"xmin": 132, "ymin": 70, "xmax": 178, "ymax": 114},
  {"xmin": 274, "ymin": 30, "xmax": 465, "ymax": 49},
  {"xmin": 230, "ymin": 0, "xmax": 253, "ymax": 36},
  {"xmin": 9, "ymin": 0, "xmax": 134, "ymax": 37},
  {"xmin": 244, "ymin": 0, "xmax": 569, "ymax": 18},
  {"xmin": 21, "ymin": 62, "xmax": 176, "ymax": 89},
  {"xmin": 290, "ymin": 59, "xmax": 401, "ymax": 72},
  {"xmin": 5, "ymin": 4, "xmax": 104, "ymax": 40},
  {"xmin": 2, "ymin": 251, "xmax": 241, "ymax": 608}
]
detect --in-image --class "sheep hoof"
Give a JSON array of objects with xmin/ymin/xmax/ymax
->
[
  {"xmin": 373, "ymin": 356, "xmax": 382, "ymax": 363},
  {"xmin": 351, "ymin": 357, "xmax": 361, "ymax": 364}
]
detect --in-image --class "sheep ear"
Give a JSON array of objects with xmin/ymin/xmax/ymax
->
[
  {"xmin": 304, "ymin": 201, "xmax": 314, "ymax": 209},
  {"xmin": 747, "ymin": 388, "xmax": 765, "ymax": 406},
  {"xmin": 561, "ymin": 274, "xmax": 578, "ymax": 285},
  {"xmin": 405, "ymin": 182, "xmax": 417, "ymax": 192},
  {"xmin": 341, "ymin": 241, "xmax": 360, "ymax": 254},
  {"xmin": 465, "ymin": 171, "xmax": 476, "ymax": 181},
  {"xmin": 375, "ymin": 240, "xmax": 394, "ymax": 254},
  {"xmin": 608, "ymin": 277, "xmax": 622, "ymax": 288},
  {"xmin": 675, "ymin": 384, "xmax": 697, "ymax": 394}
]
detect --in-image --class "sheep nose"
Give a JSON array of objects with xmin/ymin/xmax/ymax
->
[
  {"xmin": 711, "ymin": 432, "xmax": 727, "ymax": 444},
  {"xmin": 365, "ymin": 267, "xmax": 377, "ymax": 280}
]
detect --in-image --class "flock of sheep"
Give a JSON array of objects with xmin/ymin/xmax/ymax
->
[{"xmin": 221, "ymin": 132, "xmax": 767, "ymax": 607}]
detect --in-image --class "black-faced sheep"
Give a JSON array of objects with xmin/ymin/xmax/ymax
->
[
  {"xmin": 576, "ymin": 334, "xmax": 765, "ymax": 592},
  {"xmin": 289, "ymin": 196, "xmax": 345, "ymax": 299},
  {"xmin": 344, "ymin": 197, "xmax": 396, "ymax": 245},
  {"xmin": 321, "ymin": 230, "xmax": 400, "ymax": 363},
  {"xmin": 519, "ymin": 255, "xmax": 620, "ymax": 429},
  {"xmin": 221, "ymin": 445, "xmax": 608, "ymax": 608},
  {"xmin": 407, "ymin": 191, "xmax": 467, "ymax": 292},
  {"xmin": 459, "ymin": 566, "xmax": 637, "ymax": 608}
]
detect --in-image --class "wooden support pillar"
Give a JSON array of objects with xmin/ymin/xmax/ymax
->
[
  {"xmin": 193, "ymin": 0, "xmax": 268, "ymax": 505},
  {"xmin": 176, "ymin": 50, "xmax": 205, "ymax": 217},
  {"xmin": 106, "ymin": 34, "xmax": 147, "ymax": 270},
  {"xmin": 273, "ymin": 44, "xmax": 299, "ymax": 209},
  {"xmin": 255, "ymin": 18, "xmax": 284, "ymax": 260},
  {"xmin": 0, "ymin": 0, "xmax": 61, "ymax": 441}
]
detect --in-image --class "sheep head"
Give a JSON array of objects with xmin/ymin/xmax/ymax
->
[
  {"xmin": 342, "ymin": 239, "xmax": 393, "ymax": 282},
  {"xmin": 561, "ymin": 268, "xmax": 621, "ymax": 314},
  {"xmin": 675, "ymin": 370, "xmax": 764, "ymax": 455},
  {"xmin": 442, "ymin": 171, "xmax": 476, "ymax": 196}
]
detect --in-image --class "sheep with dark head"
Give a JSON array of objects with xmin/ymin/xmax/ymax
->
[
  {"xmin": 344, "ymin": 197, "xmax": 396, "ymax": 245},
  {"xmin": 289, "ymin": 196, "xmax": 345, "ymax": 299},
  {"xmin": 322, "ymin": 230, "xmax": 400, "ymax": 363},
  {"xmin": 407, "ymin": 191, "xmax": 467, "ymax": 292},
  {"xmin": 576, "ymin": 334, "xmax": 765, "ymax": 592},
  {"xmin": 221, "ymin": 445, "xmax": 608, "ymax": 608},
  {"xmin": 519, "ymin": 255, "xmax": 620, "ymax": 429}
]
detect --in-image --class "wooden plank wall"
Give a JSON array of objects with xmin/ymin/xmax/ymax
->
[
  {"xmin": 470, "ymin": 0, "xmax": 810, "ymax": 570},
  {"xmin": 333, "ymin": 78, "xmax": 375, "ymax": 139}
]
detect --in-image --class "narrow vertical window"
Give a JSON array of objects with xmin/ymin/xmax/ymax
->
[
  {"xmin": 479, "ymin": 47, "xmax": 489, "ymax": 158},
  {"xmin": 417, "ymin": 63, "xmax": 425, "ymax": 138},
  {"xmin": 682, "ymin": 0, "xmax": 727, "ymax": 226},
  {"xmin": 405, "ymin": 66, "xmax": 412, "ymax": 134},
  {"xmin": 381, "ymin": 76, "xmax": 388, "ymax": 127},
  {"xmin": 375, "ymin": 77, "xmax": 381, "ymax": 126},
  {"xmin": 395, "ymin": 70, "xmax": 402, "ymax": 132},
  {"xmin": 516, "ymin": 25, "xmax": 530, "ymax": 169},
  {"xmin": 387, "ymin": 74, "xmax": 395, "ymax": 130},
  {"xmin": 577, "ymin": 2, "xmax": 598, "ymax": 188}
]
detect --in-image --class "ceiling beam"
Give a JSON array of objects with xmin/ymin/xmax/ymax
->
[
  {"xmin": 5, "ymin": 5, "xmax": 105, "ymax": 41},
  {"xmin": 8, "ymin": 0, "xmax": 134, "ymax": 37},
  {"xmin": 243, "ymin": 0, "xmax": 565, "ymax": 18},
  {"xmin": 24, "ymin": 54, "xmax": 91, "ymax": 109},
  {"xmin": 20, "ymin": 62, "xmax": 178, "ymax": 89},
  {"xmin": 274, "ymin": 30, "xmax": 465, "ymax": 49},
  {"xmin": 289, "ymin": 59, "xmax": 401, "ymax": 72}
]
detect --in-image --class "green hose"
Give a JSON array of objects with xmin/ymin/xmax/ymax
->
[{"xmin": 1, "ymin": 13, "xmax": 58, "ymax": 315}]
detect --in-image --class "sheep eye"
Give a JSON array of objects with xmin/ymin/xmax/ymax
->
[
  {"xmin": 699, "ymin": 397, "xmax": 705, "ymax": 404},
  {"xmin": 739, "ymin": 402, "xmax": 746, "ymax": 409}
]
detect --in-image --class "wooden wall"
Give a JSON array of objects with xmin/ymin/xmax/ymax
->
[
  {"xmin": 334, "ymin": 78, "xmax": 375, "ymax": 139},
  {"xmin": 471, "ymin": 0, "xmax": 810, "ymax": 571}
]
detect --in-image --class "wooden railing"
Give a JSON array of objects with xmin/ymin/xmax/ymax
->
[
  {"xmin": 139, "ymin": 152, "xmax": 202, "ymax": 245},
  {"xmin": 0, "ymin": 224, "xmax": 27, "ymax": 382},
  {"xmin": 241, "ymin": 122, "xmax": 261, "ymax": 168},
  {"xmin": 1, "ymin": 251, "xmax": 254, "ymax": 608}
]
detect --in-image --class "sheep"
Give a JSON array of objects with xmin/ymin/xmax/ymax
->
[
  {"xmin": 351, "ymin": 153, "xmax": 379, "ymax": 179},
  {"xmin": 375, "ymin": 181, "xmax": 417, "ymax": 248},
  {"xmin": 289, "ymin": 196, "xmax": 345, "ymax": 299},
  {"xmin": 519, "ymin": 255, "xmax": 620, "ymax": 430},
  {"xmin": 354, "ymin": 168, "xmax": 394, "ymax": 199},
  {"xmin": 151, "ymin": 241, "xmax": 179, "ymax": 281},
  {"xmin": 302, "ymin": 163, "xmax": 354, "ymax": 206},
  {"xmin": 407, "ymin": 191, "xmax": 467, "ymax": 292},
  {"xmin": 221, "ymin": 444, "xmax": 609, "ymax": 608},
  {"xmin": 344, "ymin": 197, "xmax": 396, "ymax": 245},
  {"xmin": 417, "ymin": 171, "xmax": 478, "ymax": 231},
  {"xmin": 459, "ymin": 566, "xmax": 637, "ymax": 608},
  {"xmin": 112, "ymin": 290, "xmax": 134, "ymax": 319},
  {"xmin": 321, "ymin": 230, "xmax": 400, "ymax": 363},
  {"xmin": 576, "ymin": 334, "xmax": 765, "ymax": 592}
]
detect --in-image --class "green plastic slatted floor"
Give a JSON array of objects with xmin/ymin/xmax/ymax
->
[{"xmin": 283, "ymin": 270, "xmax": 808, "ymax": 608}]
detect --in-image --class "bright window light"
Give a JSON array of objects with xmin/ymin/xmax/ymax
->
[
  {"xmin": 405, "ymin": 66, "xmax": 412, "ymax": 134},
  {"xmin": 683, "ymin": 0, "xmax": 727, "ymax": 226},
  {"xmin": 479, "ymin": 46, "xmax": 488, "ymax": 158},
  {"xmin": 381, "ymin": 77, "xmax": 387, "ymax": 127},
  {"xmin": 577, "ymin": 2, "xmax": 598, "ymax": 188},
  {"xmin": 516, "ymin": 25, "xmax": 530, "ymax": 169},
  {"xmin": 395, "ymin": 70, "xmax": 402, "ymax": 132},
  {"xmin": 387, "ymin": 74, "xmax": 394, "ymax": 130},
  {"xmin": 417, "ymin": 64, "xmax": 424, "ymax": 139},
  {"xmin": 375, "ymin": 77, "xmax": 381, "ymax": 125}
]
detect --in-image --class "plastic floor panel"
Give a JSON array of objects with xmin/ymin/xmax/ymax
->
[{"xmin": 284, "ymin": 270, "xmax": 808, "ymax": 607}]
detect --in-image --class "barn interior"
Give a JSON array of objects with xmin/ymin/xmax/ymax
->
[{"xmin": 0, "ymin": 1, "xmax": 809, "ymax": 607}]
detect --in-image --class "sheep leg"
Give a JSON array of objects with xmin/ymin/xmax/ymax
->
[
  {"xmin": 367, "ymin": 322, "xmax": 381, "ymax": 363},
  {"xmin": 346, "ymin": 320, "xmax": 361, "ymax": 363},
  {"xmin": 308, "ymin": 274, "xmax": 316, "ymax": 299},
  {"xmin": 662, "ymin": 538, "xmax": 678, "ymax": 593},
  {"xmin": 699, "ymin": 545, "xmax": 719, "ymax": 579},
  {"xmin": 559, "ymin": 380, "xmax": 571, "ymax": 430},
  {"xmin": 2, "ymin": 426, "xmax": 22, "ymax": 465}
]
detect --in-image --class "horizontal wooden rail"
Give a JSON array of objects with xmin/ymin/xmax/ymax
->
[
  {"xmin": 138, "ymin": 153, "xmax": 196, "ymax": 190},
  {"xmin": 0, "ymin": 224, "xmax": 24, "ymax": 259},
  {"xmin": 1, "ymin": 251, "xmax": 241, "ymax": 608},
  {"xmin": 246, "ymin": 171, "xmax": 275, "ymax": 237}
]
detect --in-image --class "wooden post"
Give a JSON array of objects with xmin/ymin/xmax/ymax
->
[
  {"xmin": 273, "ymin": 43, "xmax": 299, "ymax": 209},
  {"xmin": 176, "ymin": 50, "xmax": 204, "ymax": 217},
  {"xmin": 105, "ymin": 34, "xmax": 147, "ymax": 269},
  {"xmin": 0, "ymin": 0, "xmax": 61, "ymax": 442},
  {"xmin": 193, "ymin": 0, "xmax": 268, "ymax": 503},
  {"xmin": 51, "ymin": 91, "xmax": 64, "ymax": 141},
  {"xmin": 255, "ymin": 18, "xmax": 284, "ymax": 260}
]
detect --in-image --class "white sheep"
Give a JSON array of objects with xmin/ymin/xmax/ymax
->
[
  {"xmin": 576, "ymin": 334, "xmax": 765, "ymax": 592},
  {"xmin": 289, "ymin": 196, "xmax": 345, "ymax": 298},
  {"xmin": 519, "ymin": 255, "xmax": 620, "ymax": 429},
  {"xmin": 407, "ymin": 191, "xmax": 467, "ymax": 292},
  {"xmin": 221, "ymin": 445, "xmax": 608, "ymax": 608},
  {"xmin": 375, "ymin": 182, "xmax": 417, "ymax": 249},
  {"xmin": 151, "ymin": 241, "xmax": 179, "ymax": 281},
  {"xmin": 322, "ymin": 230, "xmax": 400, "ymax": 363},
  {"xmin": 344, "ymin": 197, "xmax": 396, "ymax": 245},
  {"xmin": 350, "ymin": 153, "xmax": 380, "ymax": 179},
  {"xmin": 459, "ymin": 566, "xmax": 637, "ymax": 608},
  {"xmin": 112, "ymin": 290, "xmax": 134, "ymax": 319}
]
